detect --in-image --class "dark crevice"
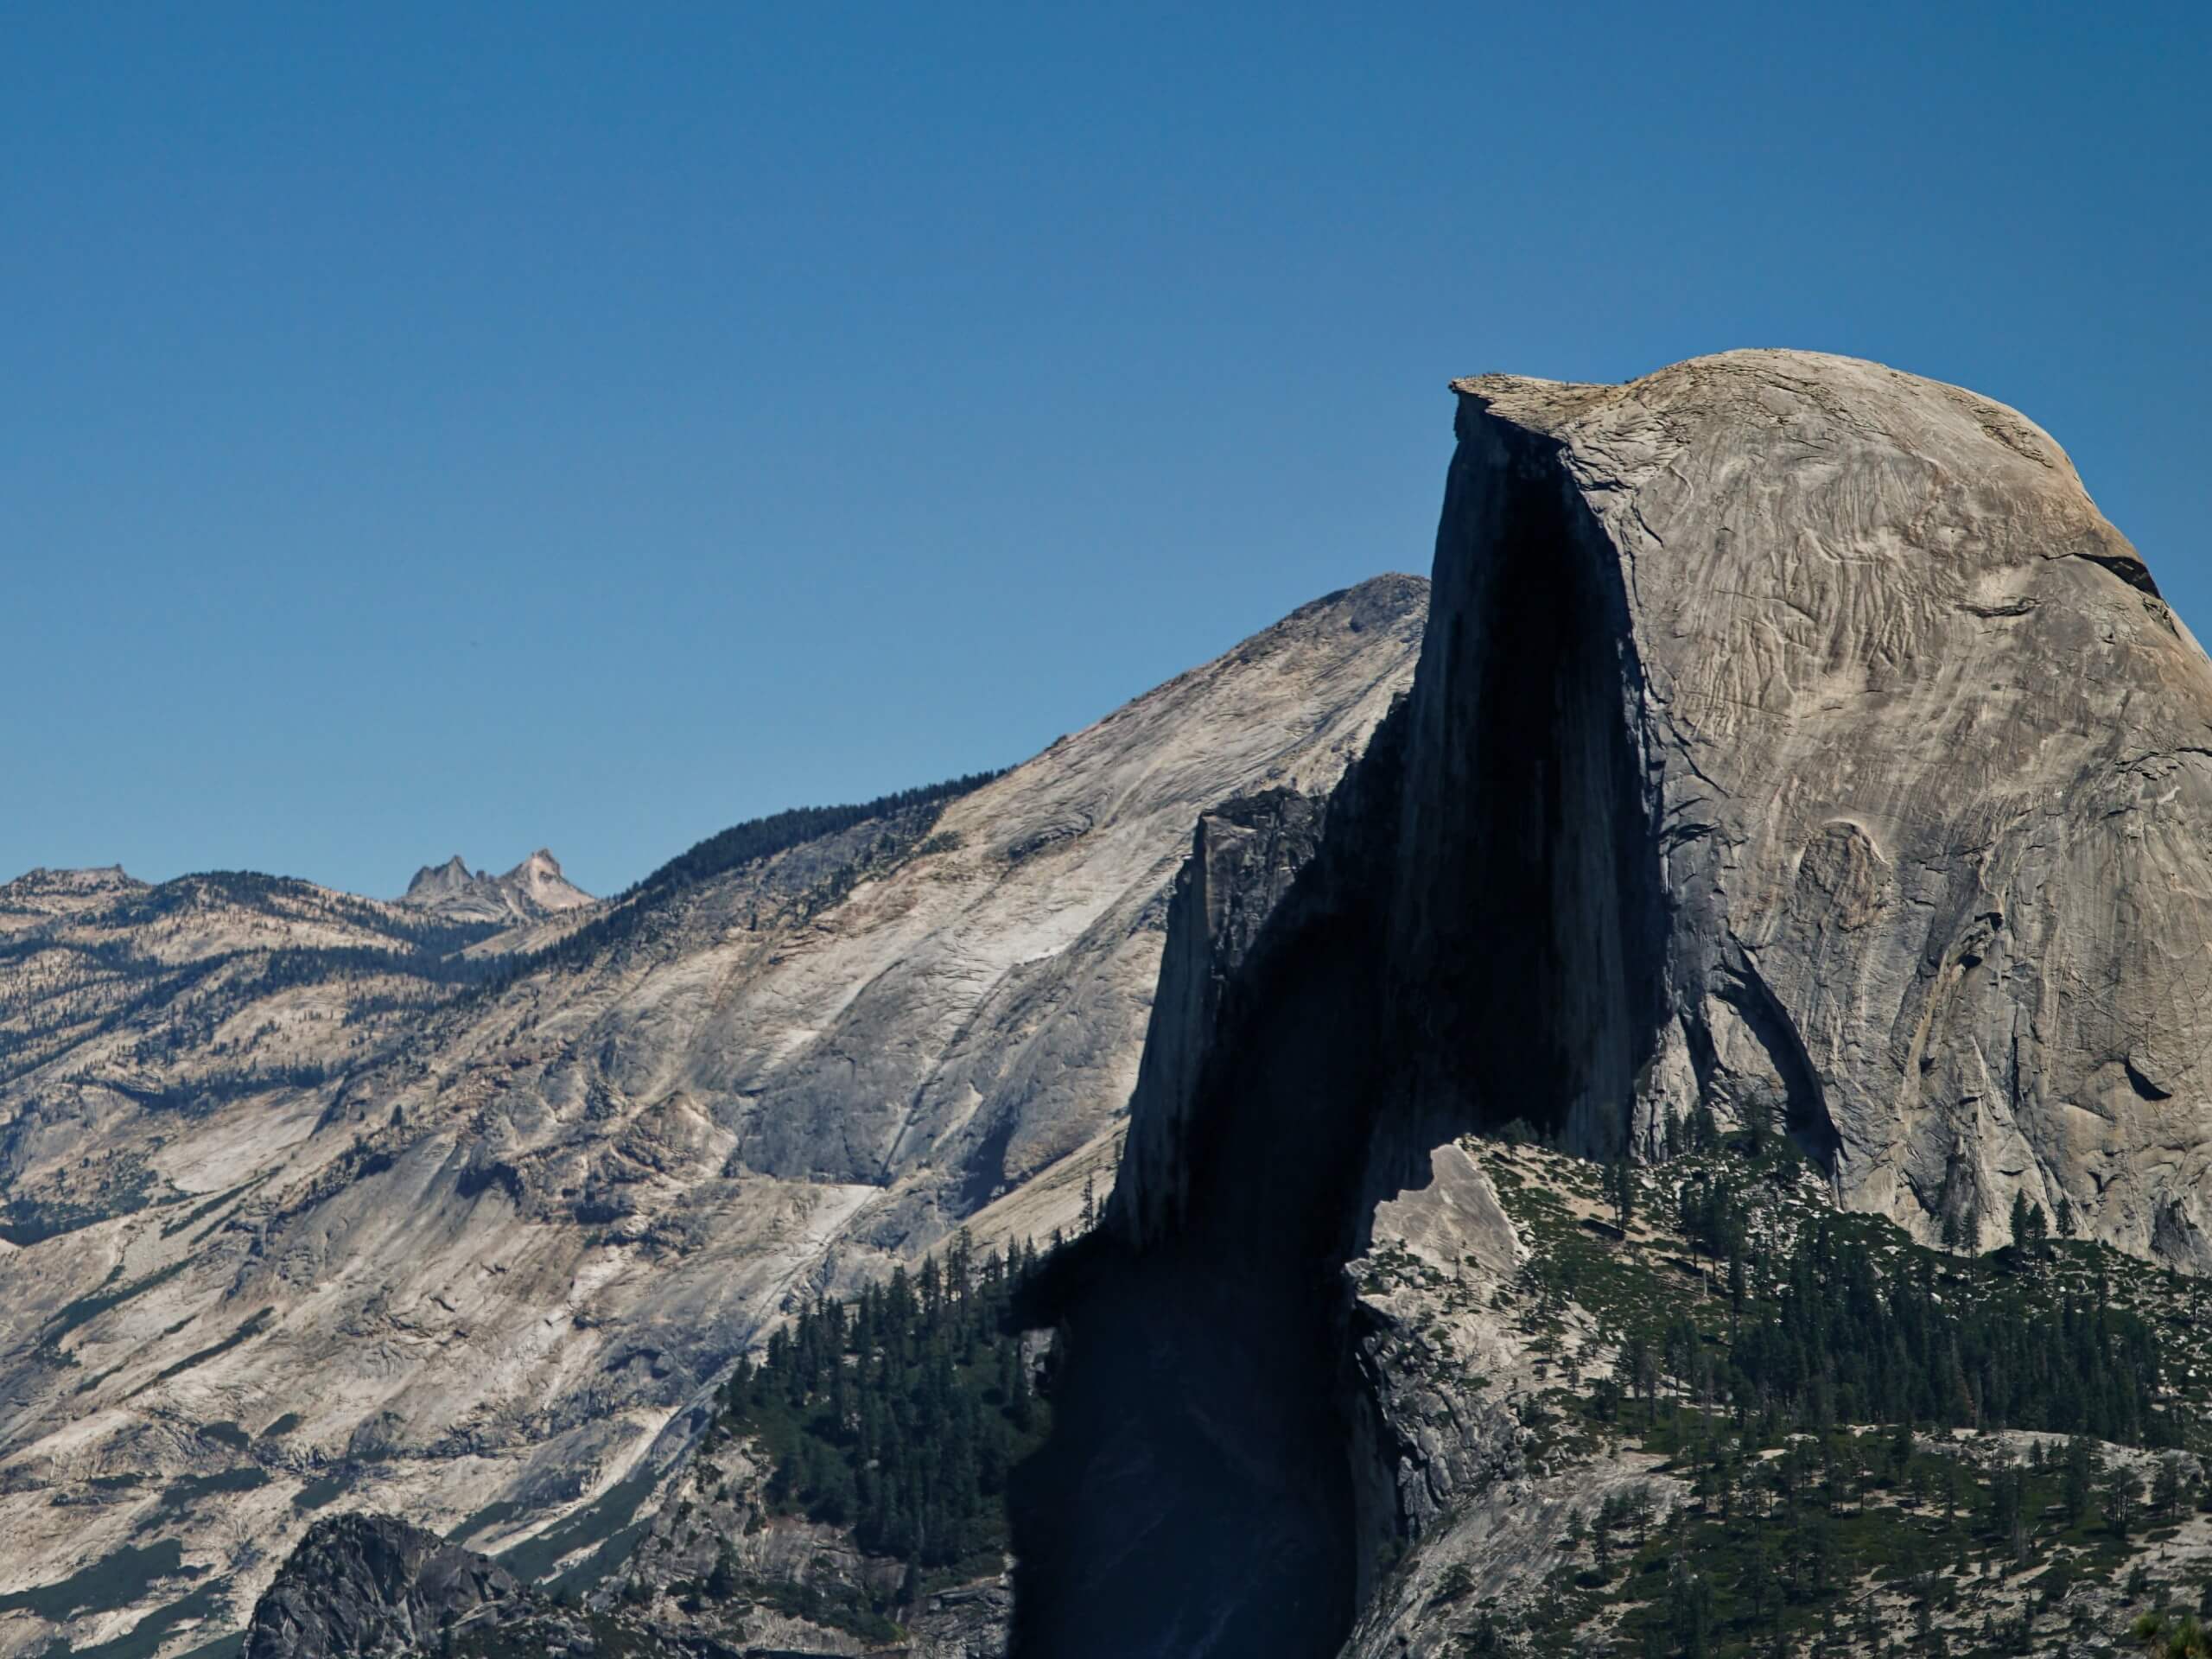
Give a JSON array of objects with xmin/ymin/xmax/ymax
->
[
  {"xmin": 1719, "ymin": 955, "xmax": 1844, "ymax": 1165},
  {"xmin": 1371, "ymin": 424, "xmax": 1664, "ymax": 1177},
  {"xmin": 2072, "ymin": 549, "xmax": 2163, "ymax": 600},
  {"xmin": 2124, "ymin": 1056, "xmax": 2173, "ymax": 1102},
  {"xmin": 1009, "ymin": 412, "xmax": 1668, "ymax": 1658}
]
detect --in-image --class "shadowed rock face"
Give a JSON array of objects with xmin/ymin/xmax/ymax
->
[
  {"xmin": 1019, "ymin": 350, "xmax": 2212, "ymax": 1656},
  {"xmin": 243, "ymin": 1514, "xmax": 524, "ymax": 1659}
]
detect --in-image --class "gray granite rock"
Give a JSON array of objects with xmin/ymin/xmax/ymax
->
[
  {"xmin": 1446, "ymin": 351, "xmax": 2212, "ymax": 1260},
  {"xmin": 243, "ymin": 1513, "xmax": 527, "ymax": 1659},
  {"xmin": 0, "ymin": 577, "xmax": 1424, "ymax": 1656}
]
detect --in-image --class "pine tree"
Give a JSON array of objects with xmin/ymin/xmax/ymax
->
[
  {"xmin": 2107, "ymin": 1467, "xmax": 2141, "ymax": 1538},
  {"xmin": 1606, "ymin": 1160, "xmax": 1637, "ymax": 1233},
  {"xmin": 721, "ymin": 1239, "xmax": 1053, "ymax": 1577},
  {"xmin": 1690, "ymin": 1100, "xmax": 1720, "ymax": 1154},
  {"xmin": 2156, "ymin": 1452, "xmax": 2186, "ymax": 1521}
]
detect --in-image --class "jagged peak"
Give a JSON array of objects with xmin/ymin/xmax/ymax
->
[
  {"xmin": 399, "ymin": 855, "xmax": 477, "ymax": 901},
  {"xmin": 396, "ymin": 846, "xmax": 592, "ymax": 920}
]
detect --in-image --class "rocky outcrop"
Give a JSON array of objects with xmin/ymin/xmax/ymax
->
[
  {"xmin": 607, "ymin": 1421, "xmax": 1014, "ymax": 1656},
  {"xmin": 1440, "ymin": 352, "xmax": 2212, "ymax": 1261},
  {"xmin": 243, "ymin": 1513, "xmax": 527, "ymax": 1658},
  {"xmin": 1337, "ymin": 1144, "xmax": 1685, "ymax": 1659},
  {"xmin": 397, "ymin": 849, "xmax": 594, "ymax": 925},
  {"xmin": 1020, "ymin": 350, "xmax": 2212, "ymax": 1656},
  {"xmin": 1113, "ymin": 786, "xmax": 1337, "ymax": 1242}
]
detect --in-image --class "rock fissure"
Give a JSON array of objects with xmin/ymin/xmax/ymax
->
[{"xmin": 1011, "ymin": 391, "xmax": 1670, "ymax": 1658}]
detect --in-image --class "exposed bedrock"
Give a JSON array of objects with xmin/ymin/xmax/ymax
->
[
  {"xmin": 1015, "ymin": 349, "xmax": 2212, "ymax": 1656},
  {"xmin": 244, "ymin": 1513, "xmax": 528, "ymax": 1659}
]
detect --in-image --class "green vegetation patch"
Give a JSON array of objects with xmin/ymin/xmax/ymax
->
[
  {"xmin": 1448, "ymin": 1128, "xmax": 2212, "ymax": 1656},
  {"xmin": 0, "ymin": 1160, "xmax": 160, "ymax": 1247},
  {"xmin": 722, "ymin": 1231, "xmax": 1050, "ymax": 1593},
  {"xmin": 726, "ymin": 1572, "xmax": 903, "ymax": 1642}
]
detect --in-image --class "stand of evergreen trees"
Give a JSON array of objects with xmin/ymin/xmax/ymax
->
[
  {"xmin": 626, "ymin": 772, "xmax": 1003, "ymax": 904},
  {"xmin": 1601, "ymin": 1207, "xmax": 2179, "ymax": 1450},
  {"xmin": 721, "ymin": 1231, "xmax": 1048, "ymax": 1581},
  {"xmin": 1730, "ymin": 1220, "xmax": 2174, "ymax": 1444}
]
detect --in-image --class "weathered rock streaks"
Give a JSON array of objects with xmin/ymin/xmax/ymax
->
[
  {"xmin": 0, "ymin": 578, "xmax": 1425, "ymax": 1656},
  {"xmin": 1453, "ymin": 351, "xmax": 2212, "ymax": 1261}
]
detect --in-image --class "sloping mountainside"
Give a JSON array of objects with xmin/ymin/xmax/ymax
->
[
  {"xmin": 0, "ymin": 575, "xmax": 1426, "ymax": 1657},
  {"xmin": 0, "ymin": 872, "xmax": 505, "ymax": 1247},
  {"xmin": 252, "ymin": 1135, "xmax": 2212, "ymax": 1659},
  {"xmin": 396, "ymin": 850, "xmax": 594, "ymax": 930},
  {"xmin": 1017, "ymin": 350, "xmax": 2212, "ymax": 1656},
  {"xmin": 1331, "ymin": 1133, "xmax": 2212, "ymax": 1659}
]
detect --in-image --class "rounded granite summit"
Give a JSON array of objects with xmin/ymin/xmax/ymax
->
[{"xmin": 1434, "ymin": 347, "xmax": 2211, "ymax": 1258}]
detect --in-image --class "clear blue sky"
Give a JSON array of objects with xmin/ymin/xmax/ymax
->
[{"xmin": 5, "ymin": 3, "xmax": 2205, "ymax": 898}]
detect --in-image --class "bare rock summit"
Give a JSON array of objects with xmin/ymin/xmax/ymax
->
[{"xmin": 397, "ymin": 847, "xmax": 593, "ymax": 925}]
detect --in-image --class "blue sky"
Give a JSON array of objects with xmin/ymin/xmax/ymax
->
[{"xmin": 4, "ymin": 3, "xmax": 2205, "ymax": 897}]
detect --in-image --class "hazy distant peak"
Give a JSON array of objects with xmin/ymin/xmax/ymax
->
[
  {"xmin": 502, "ymin": 848, "xmax": 591, "ymax": 912},
  {"xmin": 402, "ymin": 855, "xmax": 477, "ymax": 895},
  {"xmin": 0, "ymin": 863, "xmax": 148, "ymax": 933},
  {"xmin": 397, "ymin": 848, "xmax": 592, "ymax": 925}
]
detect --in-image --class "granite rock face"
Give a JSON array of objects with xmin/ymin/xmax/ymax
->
[
  {"xmin": 243, "ymin": 1513, "xmax": 526, "ymax": 1659},
  {"xmin": 597, "ymin": 1420, "xmax": 1016, "ymax": 1656},
  {"xmin": 1443, "ymin": 351, "xmax": 2212, "ymax": 1260},
  {"xmin": 1023, "ymin": 350, "xmax": 2212, "ymax": 1656},
  {"xmin": 1336, "ymin": 1144, "xmax": 1686, "ymax": 1659},
  {"xmin": 397, "ymin": 849, "xmax": 594, "ymax": 926},
  {"xmin": 0, "ymin": 577, "xmax": 1424, "ymax": 1656}
]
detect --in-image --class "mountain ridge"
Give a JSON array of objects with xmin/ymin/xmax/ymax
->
[{"xmin": 0, "ymin": 571, "xmax": 1428, "ymax": 1658}]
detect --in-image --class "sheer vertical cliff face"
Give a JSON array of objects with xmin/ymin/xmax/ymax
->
[
  {"xmin": 1020, "ymin": 350, "xmax": 2212, "ymax": 1656},
  {"xmin": 1466, "ymin": 351, "xmax": 2212, "ymax": 1258}
]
